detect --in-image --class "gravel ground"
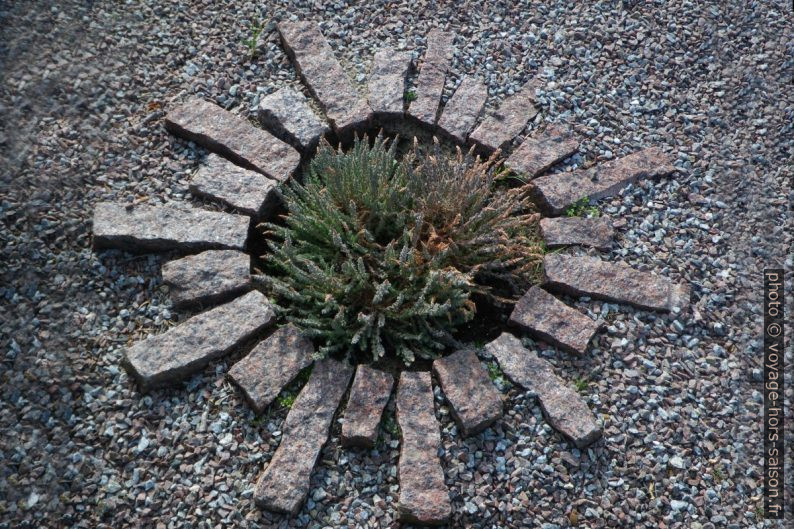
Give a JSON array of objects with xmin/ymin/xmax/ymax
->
[{"xmin": 1, "ymin": 1, "xmax": 792, "ymax": 528}]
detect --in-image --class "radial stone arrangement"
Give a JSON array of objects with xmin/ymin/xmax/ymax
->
[{"xmin": 91, "ymin": 21, "xmax": 689, "ymax": 525}]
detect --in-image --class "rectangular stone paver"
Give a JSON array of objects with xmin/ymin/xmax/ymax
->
[
  {"xmin": 396, "ymin": 371, "xmax": 451, "ymax": 525},
  {"xmin": 165, "ymin": 98, "xmax": 300, "ymax": 181},
  {"xmin": 543, "ymin": 253, "xmax": 688, "ymax": 312},
  {"xmin": 190, "ymin": 154, "xmax": 279, "ymax": 217},
  {"xmin": 341, "ymin": 365, "xmax": 395, "ymax": 448},
  {"xmin": 508, "ymin": 286, "xmax": 601, "ymax": 355},
  {"xmin": 93, "ymin": 202, "xmax": 249, "ymax": 253},
  {"xmin": 368, "ymin": 49, "xmax": 413, "ymax": 119},
  {"xmin": 407, "ymin": 29, "xmax": 455, "ymax": 127},
  {"xmin": 228, "ymin": 324, "xmax": 314, "ymax": 414},
  {"xmin": 162, "ymin": 249, "xmax": 251, "ymax": 309},
  {"xmin": 257, "ymin": 87, "xmax": 330, "ymax": 152},
  {"xmin": 277, "ymin": 21, "xmax": 372, "ymax": 133},
  {"xmin": 485, "ymin": 333, "xmax": 602, "ymax": 448},
  {"xmin": 506, "ymin": 124, "xmax": 579, "ymax": 178},
  {"xmin": 254, "ymin": 358, "xmax": 354, "ymax": 515},
  {"xmin": 437, "ymin": 76, "xmax": 488, "ymax": 143},
  {"xmin": 539, "ymin": 216, "xmax": 614, "ymax": 251},
  {"xmin": 468, "ymin": 81, "xmax": 539, "ymax": 152},
  {"xmin": 533, "ymin": 147, "xmax": 676, "ymax": 215},
  {"xmin": 433, "ymin": 349, "xmax": 503, "ymax": 437},
  {"xmin": 124, "ymin": 291, "xmax": 275, "ymax": 390}
]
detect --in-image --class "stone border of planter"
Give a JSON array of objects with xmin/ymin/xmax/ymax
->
[
  {"xmin": 91, "ymin": 21, "xmax": 688, "ymax": 523},
  {"xmin": 539, "ymin": 216, "xmax": 614, "ymax": 250},
  {"xmin": 92, "ymin": 202, "xmax": 250, "ymax": 253}
]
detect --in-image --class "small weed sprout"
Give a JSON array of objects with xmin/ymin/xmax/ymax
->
[
  {"xmin": 484, "ymin": 360, "xmax": 511, "ymax": 389},
  {"xmin": 383, "ymin": 414, "xmax": 400, "ymax": 436},
  {"xmin": 277, "ymin": 392, "xmax": 297, "ymax": 409},
  {"xmin": 404, "ymin": 90, "xmax": 417, "ymax": 102},
  {"xmin": 274, "ymin": 364, "xmax": 312, "ymax": 409},
  {"xmin": 486, "ymin": 361, "xmax": 505, "ymax": 384},
  {"xmin": 565, "ymin": 196, "xmax": 599, "ymax": 217},
  {"xmin": 243, "ymin": 18, "xmax": 266, "ymax": 59}
]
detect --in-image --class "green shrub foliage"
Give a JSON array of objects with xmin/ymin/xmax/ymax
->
[{"xmin": 256, "ymin": 135, "xmax": 543, "ymax": 365}]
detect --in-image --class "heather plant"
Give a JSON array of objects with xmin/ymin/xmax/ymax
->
[
  {"xmin": 405, "ymin": 137, "xmax": 545, "ymax": 301},
  {"xmin": 255, "ymin": 135, "xmax": 544, "ymax": 365}
]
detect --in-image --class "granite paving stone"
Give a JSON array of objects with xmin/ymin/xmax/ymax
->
[
  {"xmin": 92, "ymin": 201, "xmax": 249, "ymax": 253},
  {"xmin": 228, "ymin": 324, "xmax": 314, "ymax": 414},
  {"xmin": 539, "ymin": 216, "xmax": 614, "ymax": 250},
  {"xmin": 436, "ymin": 76, "xmax": 488, "ymax": 143},
  {"xmin": 533, "ymin": 147, "xmax": 676, "ymax": 214},
  {"xmin": 254, "ymin": 358, "xmax": 354, "ymax": 514},
  {"xmin": 468, "ymin": 81, "xmax": 539, "ymax": 152},
  {"xmin": 505, "ymin": 124, "xmax": 579, "ymax": 178},
  {"xmin": 164, "ymin": 97, "xmax": 300, "ymax": 181},
  {"xmin": 407, "ymin": 29, "xmax": 455, "ymax": 127},
  {"xmin": 277, "ymin": 21, "xmax": 372, "ymax": 133},
  {"xmin": 341, "ymin": 365, "xmax": 395, "ymax": 448},
  {"xmin": 161, "ymin": 249, "xmax": 251, "ymax": 308},
  {"xmin": 508, "ymin": 285, "xmax": 601, "ymax": 355},
  {"xmin": 189, "ymin": 153, "xmax": 278, "ymax": 217},
  {"xmin": 395, "ymin": 370, "xmax": 451, "ymax": 525},
  {"xmin": 257, "ymin": 87, "xmax": 330, "ymax": 152},
  {"xmin": 123, "ymin": 291, "xmax": 275, "ymax": 390},
  {"xmin": 543, "ymin": 253, "xmax": 689, "ymax": 312},
  {"xmin": 485, "ymin": 333, "xmax": 602, "ymax": 448},
  {"xmin": 433, "ymin": 349, "xmax": 503, "ymax": 436},
  {"xmin": 367, "ymin": 49, "xmax": 413, "ymax": 119}
]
